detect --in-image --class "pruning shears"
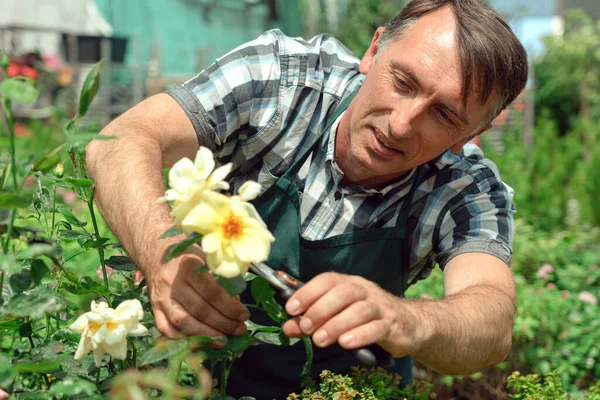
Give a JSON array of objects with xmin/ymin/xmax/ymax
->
[{"xmin": 249, "ymin": 261, "xmax": 395, "ymax": 369}]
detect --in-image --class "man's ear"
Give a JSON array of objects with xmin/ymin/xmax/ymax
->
[
  {"xmin": 450, "ymin": 123, "xmax": 492, "ymax": 153},
  {"xmin": 359, "ymin": 27, "xmax": 385, "ymax": 75}
]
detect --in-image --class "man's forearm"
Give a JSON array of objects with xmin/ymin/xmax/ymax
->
[
  {"xmin": 404, "ymin": 283, "xmax": 515, "ymax": 375},
  {"xmin": 86, "ymin": 123, "xmax": 184, "ymax": 273}
]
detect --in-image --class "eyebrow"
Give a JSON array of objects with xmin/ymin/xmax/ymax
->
[{"xmin": 389, "ymin": 60, "xmax": 470, "ymax": 126}]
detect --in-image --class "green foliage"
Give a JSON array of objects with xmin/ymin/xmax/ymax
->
[
  {"xmin": 287, "ymin": 367, "xmax": 433, "ymax": 400},
  {"xmin": 323, "ymin": 0, "xmax": 407, "ymax": 56},
  {"xmin": 534, "ymin": 10, "xmax": 600, "ymax": 134},
  {"xmin": 507, "ymin": 371, "xmax": 600, "ymax": 400}
]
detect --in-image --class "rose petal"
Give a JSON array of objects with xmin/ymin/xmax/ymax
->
[
  {"xmin": 114, "ymin": 300, "xmax": 144, "ymax": 322},
  {"xmin": 209, "ymin": 163, "xmax": 233, "ymax": 190},
  {"xmin": 181, "ymin": 203, "xmax": 220, "ymax": 235},
  {"xmin": 74, "ymin": 335, "xmax": 91, "ymax": 360},
  {"xmin": 92, "ymin": 344, "xmax": 105, "ymax": 367},
  {"xmin": 105, "ymin": 325, "xmax": 128, "ymax": 345},
  {"xmin": 69, "ymin": 314, "xmax": 89, "ymax": 334},
  {"xmin": 232, "ymin": 236, "xmax": 270, "ymax": 263},
  {"xmin": 128, "ymin": 323, "xmax": 149, "ymax": 336},
  {"xmin": 194, "ymin": 147, "xmax": 216, "ymax": 180},
  {"xmin": 169, "ymin": 158, "xmax": 197, "ymax": 192},
  {"xmin": 212, "ymin": 259, "xmax": 245, "ymax": 278},
  {"xmin": 238, "ymin": 181, "xmax": 262, "ymax": 201},
  {"xmin": 202, "ymin": 232, "xmax": 222, "ymax": 254},
  {"xmin": 105, "ymin": 338, "xmax": 128, "ymax": 360}
]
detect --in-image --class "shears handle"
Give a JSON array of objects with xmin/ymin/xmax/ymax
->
[{"xmin": 275, "ymin": 270, "xmax": 395, "ymax": 369}]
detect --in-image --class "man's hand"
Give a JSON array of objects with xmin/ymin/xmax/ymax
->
[
  {"xmin": 282, "ymin": 272, "xmax": 420, "ymax": 357},
  {"xmin": 147, "ymin": 251, "xmax": 250, "ymax": 340}
]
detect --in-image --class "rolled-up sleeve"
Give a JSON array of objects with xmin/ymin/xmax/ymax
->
[
  {"xmin": 166, "ymin": 30, "xmax": 281, "ymax": 159},
  {"xmin": 434, "ymin": 177, "xmax": 515, "ymax": 269}
]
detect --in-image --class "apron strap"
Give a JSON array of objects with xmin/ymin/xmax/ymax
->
[{"xmin": 277, "ymin": 88, "xmax": 359, "ymax": 188}]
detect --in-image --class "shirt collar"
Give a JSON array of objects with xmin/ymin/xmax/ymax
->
[{"xmin": 324, "ymin": 111, "xmax": 416, "ymax": 196}]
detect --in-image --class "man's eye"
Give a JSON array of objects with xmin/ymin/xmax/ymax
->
[
  {"xmin": 438, "ymin": 109, "xmax": 455, "ymax": 125},
  {"xmin": 394, "ymin": 77, "xmax": 409, "ymax": 89}
]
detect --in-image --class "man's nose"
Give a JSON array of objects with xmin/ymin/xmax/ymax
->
[{"xmin": 388, "ymin": 100, "xmax": 426, "ymax": 139}]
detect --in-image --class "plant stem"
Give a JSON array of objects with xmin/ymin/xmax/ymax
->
[
  {"xmin": 28, "ymin": 335, "xmax": 35, "ymax": 349},
  {"xmin": 130, "ymin": 339, "xmax": 137, "ymax": 368},
  {"xmin": 1, "ymin": 99, "xmax": 17, "ymax": 254},
  {"xmin": 87, "ymin": 200, "xmax": 109, "ymax": 290},
  {"xmin": 45, "ymin": 315, "xmax": 51, "ymax": 340},
  {"xmin": 95, "ymin": 367, "xmax": 101, "ymax": 387},
  {"xmin": 220, "ymin": 359, "xmax": 227, "ymax": 396},
  {"xmin": 2, "ymin": 100, "xmax": 17, "ymax": 191},
  {"xmin": 50, "ymin": 185, "xmax": 57, "ymax": 238}
]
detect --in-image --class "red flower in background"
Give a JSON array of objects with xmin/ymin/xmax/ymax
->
[{"xmin": 7, "ymin": 60, "xmax": 39, "ymax": 80}]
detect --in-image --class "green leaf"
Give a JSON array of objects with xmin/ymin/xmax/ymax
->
[
  {"xmin": 17, "ymin": 243, "xmax": 63, "ymax": 260},
  {"xmin": 0, "ymin": 192, "xmax": 30, "ymax": 209},
  {"xmin": 245, "ymin": 320, "xmax": 280, "ymax": 333},
  {"xmin": 31, "ymin": 153, "xmax": 61, "ymax": 173},
  {"xmin": 9, "ymin": 270, "xmax": 32, "ymax": 293},
  {"xmin": 251, "ymin": 277, "xmax": 276, "ymax": 304},
  {"xmin": 59, "ymin": 229, "xmax": 92, "ymax": 241},
  {"xmin": 63, "ymin": 117, "xmax": 76, "ymax": 136},
  {"xmin": 49, "ymin": 379, "xmax": 97, "ymax": 396},
  {"xmin": 300, "ymin": 337, "xmax": 313, "ymax": 379},
  {"xmin": 0, "ymin": 49, "xmax": 9, "ymax": 71},
  {"xmin": 57, "ymin": 206, "xmax": 87, "ymax": 227},
  {"xmin": 30, "ymin": 259, "xmax": 49, "ymax": 285},
  {"xmin": 165, "ymin": 233, "xmax": 202, "ymax": 261},
  {"xmin": 252, "ymin": 331, "xmax": 285, "ymax": 346},
  {"xmin": 78, "ymin": 60, "xmax": 103, "ymax": 117},
  {"xmin": 1, "ymin": 286, "xmax": 74, "ymax": 319},
  {"xmin": 139, "ymin": 339, "xmax": 188, "ymax": 367},
  {"xmin": 105, "ymin": 255, "xmax": 136, "ymax": 271},
  {"xmin": 76, "ymin": 276, "xmax": 110, "ymax": 295},
  {"xmin": 0, "ymin": 353, "xmax": 17, "ymax": 387},
  {"xmin": 189, "ymin": 335, "xmax": 228, "ymax": 346},
  {"xmin": 160, "ymin": 225, "xmax": 184, "ymax": 238},
  {"xmin": 50, "ymin": 328, "xmax": 81, "ymax": 344},
  {"xmin": 14, "ymin": 356, "xmax": 68, "ymax": 373},
  {"xmin": 0, "ymin": 254, "xmax": 21, "ymax": 274},
  {"xmin": 64, "ymin": 177, "xmax": 94, "ymax": 188},
  {"xmin": 0, "ymin": 77, "xmax": 40, "ymax": 104},
  {"xmin": 18, "ymin": 322, "xmax": 33, "ymax": 337},
  {"xmin": 224, "ymin": 332, "xmax": 250, "ymax": 354},
  {"xmin": 214, "ymin": 275, "xmax": 247, "ymax": 297}
]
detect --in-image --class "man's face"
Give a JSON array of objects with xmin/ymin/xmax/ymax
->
[{"xmin": 336, "ymin": 7, "xmax": 493, "ymax": 188}]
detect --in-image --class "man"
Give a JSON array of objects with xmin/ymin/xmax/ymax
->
[{"xmin": 86, "ymin": 0, "xmax": 527, "ymax": 397}]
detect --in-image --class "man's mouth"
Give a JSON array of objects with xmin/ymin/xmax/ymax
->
[{"xmin": 374, "ymin": 130, "xmax": 402, "ymax": 153}]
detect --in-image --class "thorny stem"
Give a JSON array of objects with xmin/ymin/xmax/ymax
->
[
  {"xmin": 1, "ymin": 99, "xmax": 17, "ymax": 254},
  {"xmin": 88, "ymin": 199, "xmax": 109, "ymax": 290},
  {"xmin": 50, "ymin": 185, "xmax": 57, "ymax": 238}
]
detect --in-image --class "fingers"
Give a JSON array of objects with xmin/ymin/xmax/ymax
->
[
  {"xmin": 281, "ymin": 272, "xmax": 401, "ymax": 353},
  {"xmin": 149, "ymin": 255, "xmax": 248, "ymax": 340},
  {"xmin": 181, "ymin": 282, "xmax": 247, "ymax": 336},
  {"xmin": 285, "ymin": 272, "xmax": 343, "ymax": 317},
  {"xmin": 153, "ymin": 307, "xmax": 185, "ymax": 339},
  {"xmin": 312, "ymin": 301, "xmax": 383, "ymax": 348},
  {"xmin": 189, "ymin": 271, "xmax": 250, "ymax": 322}
]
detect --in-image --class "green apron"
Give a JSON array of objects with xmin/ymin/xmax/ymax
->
[{"xmin": 225, "ymin": 89, "xmax": 420, "ymax": 399}]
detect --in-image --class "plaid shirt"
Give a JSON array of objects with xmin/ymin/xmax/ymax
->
[{"xmin": 167, "ymin": 29, "xmax": 515, "ymax": 285}]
